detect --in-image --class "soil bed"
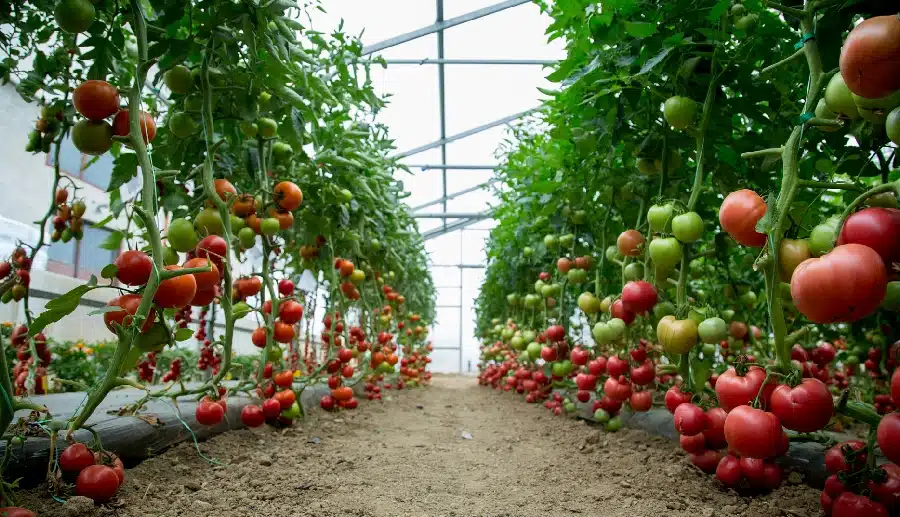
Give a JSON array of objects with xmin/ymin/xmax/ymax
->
[{"xmin": 21, "ymin": 375, "xmax": 821, "ymax": 517}]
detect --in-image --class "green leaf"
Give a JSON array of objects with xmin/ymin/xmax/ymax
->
[
  {"xmin": 638, "ymin": 47, "xmax": 672, "ymax": 75},
  {"xmin": 99, "ymin": 230, "xmax": 125, "ymax": 251},
  {"xmin": 815, "ymin": 159, "xmax": 833, "ymax": 174},
  {"xmin": 624, "ymin": 22, "xmax": 656, "ymax": 38},
  {"xmin": 100, "ymin": 263, "xmax": 118, "ymax": 279},
  {"xmin": 87, "ymin": 306, "xmax": 121, "ymax": 316},
  {"xmin": 91, "ymin": 214, "xmax": 115, "ymax": 228},
  {"xmin": 29, "ymin": 281, "xmax": 97, "ymax": 337},
  {"xmin": 108, "ymin": 153, "xmax": 138, "ymax": 192},
  {"xmin": 707, "ymin": 0, "xmax": 730, "ymax": 22},
  {"xmin": 532, "ymin": 180, "xmax": 558, "ymax": 194},
  {"xmin": 174, "ymin": 328, "xmax": 194, "ymax": 342}
]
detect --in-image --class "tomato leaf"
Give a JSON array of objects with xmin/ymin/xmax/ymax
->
[
  {"xmin": 100, "ymin": 264, "xmax": 118, "ymax": 279},
  {"xmin": 108, "ymin": 153, "xmax": 138, "ymax": 193},
  {"xmin": 99, "ymin": 230, "xmax": 125, "ymax": 251},
  {"xmin": 174, "ymin": 328, "xmax": 194, "ymax": 342},
  {"xmin": 624, "ymin": 21, "xmax": 656, "ymax": 38},
  {"xmin": 29, "ymin": 278, "xmax": 97, "ymax": 338}
]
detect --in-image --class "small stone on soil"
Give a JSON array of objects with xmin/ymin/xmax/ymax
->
[{"xmin": 184, "ymin": 481, "xmax": 201, "ymax": 491}]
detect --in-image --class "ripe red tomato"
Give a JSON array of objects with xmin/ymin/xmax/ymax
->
[
  {"xmin": 630, "ymin": 361, "xmax": 655, "ymax": 386},
  {"xmin": 715, "ymin": 454, "xmax": 742, "ymax": 487},
  {"xmin": 341, "ymin": 364, "xmax": 354, "ymax": 378},
  {"xmin": 791, "ymin": 244, "xmax": 887, "ymax": 323},
  {"xmin": 273, "ymin": 321, "xmax": 294, "ymax": 343},
  {"xmin": 769, "ymin": 379, "xmax": 833, "ymax": 433},
  {"xmin": 724, "ymin": 406, "xmax": 782, "ymax": 459},
  {"xmin": 892, "ymin": 369, "xmax": 900, "ymax": 406},
  {"xmin": 59, "ymin": 443, "xmax": 95, "ymax": 474},
  {"xmin": 273, "ymin": 181, "xmax": 303, "ymax": 211},
  {"xmin": 714, "ymin": 366, "xmax": 773, "ymax": 411},
  {"xmin": 251, "ymin": 327, "xmax": 267, "ymax": 348},
  {"xmin": 703, "ymin": 407, "xmax": 728, "ymax": 449},
  {"xmin": 604, "ymin": 377, "xmax": 632, "ymax": 401},
  {"xmin": 664, "ymin": 385, "xmax": 692, "ymax": 413},
  {"xmin": 719, "ymin": 189, "xmax": 767, "ymax": 247},
  {"xmin": 75, "ymin": 465, "xmax": 120, "ymax": 502},
  {"xmin": 278, "ymin": 278, "xmax": 294, "ymax": 295},
  {"xmin": 73, "ymin": 80, "xmax": 120, "ymax": 121},
  {"xmin": 103, "ymin": 294, "xmax": 155, "ymax": 333},
  {"xmin": 837, "ymin": 208, "xmax": 900, "ymax": 267},
  {"xmin": 629, "ymin": 390, "xmax": 652, "ymax": 412},
  {"xmin": 869, "ymin": 464, "xmax": 900, "ymax": 509},
  {"xmin": 0, "ymin": 507, "xmax": 37, "ymax": 517},
  {"xmin": 238, "ymin": 276, "xmax": 262, "ymax": 297},
  {"xmin": 832, "ymin": 492, "xmax": 889, "ymax": 517},
  {"xmin": 610, "ymin": 299, "xmax": 635, "ymax": 325},
  {"xmin": 680, "ymin": 432, "xmax": 707, "ymax": 454},
  {"xmin": 606, "ymin": 355, "xmax": 628, "ymax": 377},
  {"xmin": 278, "ymin": 300, "xmax": 303, "ymax": 324},
  {"xmin": 673, "ymin": 403, "xmax": 708, "ymax": 436},
  {"xmin": 320, "ymin": 395, "xmax": 336, "ymax": 410},
  {"xmin": 112, "ymin": 109, "xmax": 157, "ymax": 143},
  {"xmin": 274, "ymin": 370, "xmax": 293, "ymax": 388},
  {"xmin": 621, "ymin": 280, "xmax": 657, "ymax": 314},
  {"xmin": 273, "ymin": 389, "xmax": 296, "ymax": 409},
  {"xmin": 261, "ymin": 398, "xmax": 281, "ymax": 418},
  {"xmin": 839, "ymin": 15, "xmax": 900, "ymax": 99},
  {"xmin": 690, "ymin": 449, "xmax": 722, "ymax": 473},
  {"xmin": 877, "ymin": 413, "xmax": 900, "ymax": 464},
  {"xmin": 114, "ymin": 250, "xmax": 152, "ymax": 286},
  {"xmin": 332, "ymin": 386, "xmax": 353, "ymax": 402},
  {"xmin": 182, "ymin": 257, "xmax": 219, "ymax": 290},
  {"xmin": 195, "ymin": 401, "xmax": 224, "ymax": 426},
  {"xmin": 241, "ymin": 405, "xmax": 265, "ymax": 427},
  {"xmin": 196, "ymin": 235, "xmax": 227, "ymax": 265},
  {"xmin": 545, "ymin": 325, "xmax": 565, "ymax": 342},
  {"xmin": 616, "ymin": 229, "xmax": 645, "ymax": 257},
  {"xmin": 153, "ymin": 265, "xmax": 198, "ymax": 308},
  {"xmin": 825, "ymin": 440, "xmax": 867, "ymax": 474},
  {"xmin": 339, "ymin": 260, "xmax": 355, "ymax": 278},
  {"xmin": 93, "ymin": 451, "xmax": 124, "ymax": 486}
]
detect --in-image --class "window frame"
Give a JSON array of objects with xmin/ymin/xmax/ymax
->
[
  {"xmin": 45, "ymin": 137, "xmax": 113, "ymax": 190},
  {"xmin": 45, "ymin": 221, "xmax": 119, "ymax": 280}
]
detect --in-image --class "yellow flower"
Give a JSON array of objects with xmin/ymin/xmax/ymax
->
[
  {"xmin": 75, "ymin": 342, "xmax": 85, "ymax": 349},
  {"xmin": 2, "ymin": 322, "xmax": 12, "ymax": 328},
  {"xmin": 84, "ymin": 347, "xmax": 93, "ymax": 355}
]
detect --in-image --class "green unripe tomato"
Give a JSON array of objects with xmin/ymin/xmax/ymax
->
[
  {"xmin": 564, "ymin": 402, "xmax": 577, "ymax": 413},
  {"xmin": 824, "ymin": 74, "xmax": 859, "ymax": 120},
  {"xmin": 183, "ymin": 94, "xmax": 203, "ymax": 112},
  {"xmin": 281, "ymin": 401, "xmax": 301, "ymax": 419},
  {"xmin": 882, "ymin": 281, "xmax": 900, "ymax": 311},
  {"xmin": 162, "ymin": 246, "xmax": 179, "ymax": 266},
  {"xmin": 258, "ymin": 117, "xmax": 278, "ymax": 138},
  {"xmin": 534, "ymin": 279, "xmax": 545, "ymax": 294},
  {"xmin": 698, "ymin": 317, "xmax": 727, "ymax": 344},
  {"xmin": 605, "ymin": 416, "xmax": 623, "ymax": 432},
  {"xmin": 649, "ymin": 237, "xmax": 683, "ymax": 270},
  {"xmin": 605, "ymin": 245, "xmax": 621, "ymax": 262},
  {"xmin": 720, "ymin": 309, "xmax": 735, "ymax": 323},
  {"xmin": 523, "ymin": 246, "xmax": 533, "ymax": 257},
  {"xmin": 238, "ymin": 227, "xmax": 257, "ymax": 249},
  {"xmin": 524, "ymin": 294, "xmax": 540, "ymax": 308},
  {"xmin": 241, "ymin": 121, "xmax": 259, "ymax": 138},
  {"xmin": 671, "ymin": 212, "xmax": 703, "ymax": 243},
  {"xmin": 572, "ymin": 210, "xmax": 587, "ymax": 225},
  {"xmin": 593, "ymin": 409, "xmax": 610, "ymax": 423},
  {"xmin": 260, "ymin": 217, "xmax": 280, "ymax": 236},
  {"xmin": 607, "ymin": 318, "xmax": 626, "ymax": 341},
  {"xmin": 567, "ymin": 268, "xmax": 587, "ymax": 284},
  {"xmin": 233, "ymin": 301, "xmax": 251, "ymax": 318},
  {"xmin": 194, "ymin": 207, "xmax": 224, "ymax": 236},
  {"xmin": 230, "ymin": 215, "xmax": 245, "ymax": 232},
  {"xmin": 653, "ymin": 301, "xmax": 676, "ymax": 319},
  {"xmin": 701, "ymin": 342, "xmax": 717, "ymax": 358},
  {"xmin": 507, "ymin": 293, "xmax": 520, "ymax": 306},
  {"xmin": 543, "ymin": 234, "xmax": 558, "ymax": 248},
  {"xmin": 647, "ymin": 203, "xmax": 674, "ymax": 233},
  {"xmin": 526, "ymin": 342, "xmax": 542, "ymax": 360},
  {"xmin": 808, "ymin": 220, "xmax": 837, "ymax": 255},
  {"xmin": 167, "ymin": 218, "xmax": 199, "ymax": 252},
  {"xmin": 739, "ymin": 290, "xmax": 757, "ymax": 308},
  {"xmin": 258, "ymin": 91, "xmax": 272, "ymax": 112},
  {"xmin": 623, "ymin": 262, "xmax": 644, "ymax": 281},
  {"xmin": 165, "ymin": 65, "xmax": 194, "ymax": 95},
  {"xmin": 663, "ymin": 96, "xmax": 697, "ymax": 129},
  {"xmin": 559, "ymin": 233, "xmax": 575, "ymax": 248}
]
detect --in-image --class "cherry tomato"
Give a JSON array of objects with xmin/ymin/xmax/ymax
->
[
  {"xmin": 241, "ymin": 405, "xmax": 265, "ymax": 427},
  {"xmin": 113, "ymin": 250, "xmax": 152, "ymax": 286},
  {"xmin": 75, "ymin": 465, "xmax": 120, "ymax": 502},
  {"xmin": 616, "ymin": 229, "xmax": 644, "ymax": 257},
  {"xmin": 195, "ymin": 400, "xmax": 224, "ymax": 426},
  {"xmin": 153, "ymin": 265, "xmax": 198, "ymax": 308},
  {"xmin": 59, "ymin": 443, "xmax": 95, "ymax": 474}
]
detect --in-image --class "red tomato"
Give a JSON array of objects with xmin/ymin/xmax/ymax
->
[
  {"xmin": 877, "ymin": 413, "xmax": 900, "ymax": 464},
  {"xmin": 719, "ymin": 189, "xmax": 767, "ymax": 246},
  {"xmin": 715, "ymin": 454, "xmax": 742, "ymax": 487},
  {"xmin": 715, "ymin": 366, "xmax": 773, "ymax": 411},
  {"xmin": 629, "ymin": 390, "xmax": 652, "ymax": 412},
  {"xmin": 332, "ymin": 386, "xmax": 353, "ymax": 402},
  {"xmin": 278, "ymin": 279, "xmax": 294, "ymax": 295},
  {"xmin": 893, "ymin": 369, "xmax": 900, "ymax": 406},
  {"xmin": 664, "ymin": 385, "xmax": 692, "ymax": 413},
  {"xmin": 621, "ymin": 280, "xmax": 658, "ymax": 314},
  {"xmin": 603, "ymin": 377, "xmax": 632, "ymax": 401},
  {"xmin": 73, "ymin": 80, "xmax": 120, "ymax": 121},
  {"xmin": 690, "ymin": 449, "xmax": 722, "ymax": 473},
  {"xmin": 570, "ymin": 347, "xmax": 590, "ymax": 366},
  {"xmin": 341, "ymin": 365, "xmax": 354, "ymax": 378},
  {"xmin": 545, "ymin": 325, "xmax": 565, "ymax": 342},
  {"xmin": 195, "ymin": 235, "xmax": 227, "ymax": 265},
  {"xmin": 0, "ymin": 508, "xmax": 37, "ymax": 517},
  {"xmin": 273, "ymin": 321, "xmax": 294, "ymax": 343},
  {"xmin": 273, "ymin": 389, "xmax": 296, "ymax": 409},
  {"xmin": 723, "ymin": 406, "xmax": 782, "ymax": 459},
  {"xmin": 114, "ymin": 250, "xmax": 152, "ymax": 286},
  {"xmin": 703, "ymin": 407, "xmax": 728, "ymax": 449},
  {"xmin": 769, "ymin": 378, "xmax": 834, "ymax": 432},
  {"xmin": 59, "ymin": 443, "xmax": 95, "ymax": 474},
  {"xmin": 616, "ymin": 229, "xmax": 645, "ymax": 257},
  {"xmin": 673, "ymin": 403, "xmax": 708, "ymax": 436},
  {"xmin": 251, "ymin": 327, "xmax": 267, "ymax": 348},
  {"xmin": 832, "ymin": 492, "xmax": 889, "ymax": 517},
  {"xmin": 278, "ymin": 300, "xmax": 303, "ymax": 324},
  {"xmin": 241, "ymin": 405, "xmax": 265, "ymax": 427},
  {"xmin": 320, "ymin": 395, "xmax": 336, "ymax": 410},
  {"xmin": 869, "ymin": 464, "xmax": 900, "ymax": 509},
  {"xmin": 75, "ymin": 465, "xmax": 120, "ymax": 502},
  {"xmin": 274, "ymin": 370, "xmax": 293, "ymax": 388},
  {"xmin": 190, "ymin": 286, "xmax": 216, "ymax": 306},
  {"xmin": 757, "ymin": 462, "xmax": 784, "ymax": 490},
  {"xmin": 680, "ymin": 432, "xmax": 707, "ymax": 454},
  {"xmin": 93, "ymin": 451, "xmax": 124, "ymax": 486},
  {"xmin": 153, "ymin": 265, "xmax": 198, "ymax": 308},
  {"xmin": 195, "ymin": 400, "xmax": 224, "ymax": 426},
  {"xmin": 837, "ymin": 208, "xmax": 900, "ymax": 267},
  {"xmin": 606, "ymin": 356, "xmax": 628, "ymax": 377},
  {"xmin": 239, "ymin": 276, "xmax": 262, "ymax": 297},
  {"xmin": 826, "ymin": 474, "xmax": 847, "ymax": 498},
  {"xmin": 610, "ymin": 299, "xmax": 635, "ymax": 325},
  {"xmin": 838, "ymin": 15, "xmax": 900, "ymax": 99},
  {"xmin": 825, "ymin": 440, "xmax": 867, "ymax": 474},
  {"xmin": 103, "ymin": 294, "xmax": 156, "ymax": 333},
  {"xmin": 261, "ymin": 398, "xmax": 282, "ymax": 418},
  {"xmin": 111, "ymin": 109, "xmax": 156, "ymax": 143},
  {"xmin": 791, "ymin": 244, "xmax": 887, "ymax": 323},
  {"xmin": 630, "ymin": 361, "xmax": 655, "ymax": 386},
  {"xmin": 739, "ymin": 456, "xmax": 766, "ymax": 483},
  {"xmin": 183, "ymin": 257, "xmax": 219, "ymax": 290}
]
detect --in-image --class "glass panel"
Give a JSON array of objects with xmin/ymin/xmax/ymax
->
[
  {"xmin": 81, "ymin": 151, "xmax": 115, "ymax": 190},
  {"xmin": 431, "ymin": 266, "xmax": 460, "ymax": 285},
  {"xmin": 428, "ymin": 347, "xmax": 460, "ymax": 374},
  {"xmin": 444, "ymin": 0, "xmax": 508, "ymax": 19},
  {"xmin": 446, "ymin": 188, "xmax": 495, "ymax": 213},
  {"xmin": 416, "ymin": 218, "xmax": 442, "ymax": 234},
  {"xmin": 444, "ymin": 125, "xmax": 507, "ymax": 166},
  {"xmin": 469, "ymin": 218, "xmax": 497, "ymax": 230},
  {"xmin": 370, "ymin": 53, "xmax": 440, "ymax": 154},
  {"xmin": 48, "ymin": 137, "xmax": 85, "ymax": 177},
  {"xmin": 443, "ymin": 3, "xmax": 565, "ymax": 60},
  {"xmin": 436, "ymin": 286, "xmax": 461, "ymax": 307},
  {"xmin": 46, "ymin": 236, "xmax": 76, "ymax": 265},
  {"xmin": 308, "ymin": 1, "xmax": 435, "ymax": 49},
  {"xmin": 425, "ymin": 230, "xmax": 461, "ymax": 266},
  {"xmin": 400, "ymin": 170, "xmax": 443, "ymax": 209},
  {"xmin": 460, "ymin": 229, "xmax": 489, "ymax": 265},
  {"xmin": 78, "ymin": 226, "xmax": 116, "ymax": 277},
  {"xmin": 446, "ymin": 170, "xmax": 493, "ymax": 192}
]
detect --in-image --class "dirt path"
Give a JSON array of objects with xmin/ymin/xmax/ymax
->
[{"xmin": 23, "ymin": 375, "xmax": 823, "ymax": 517}]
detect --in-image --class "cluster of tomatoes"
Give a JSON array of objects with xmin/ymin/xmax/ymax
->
[
  {"xmin": 70, "ymin": 79, "xmax": 157, "ymax": 157},
  {"xmin": 0, "ymin": 247, "xmax": 33, "ymax": 304},
  {"xmin": 334, "ymin": 258, "xmax": 365, "ymax": 300},
  {"xmin": 160, "ymin": 357, "xmax": 182, "ymax": 383},
  {"xmin": 819, "ymin": 438, "xmax": 900, "ymax": 516},
  {"xmin": 9, "ymin": 325, "xmax": 50, "ymax": 396},
  {"xmin": 136, "ymin": 351, "xmax": 157, "ymax": 383},
  {"xmin": 239, "ymin": 368, "xmax": 301, "ymax": 428},
  {"xmin": 25, "ymin": 102, "xmax": 64, "ymax": 155},
  {"xmin": 49, "ymin": 188, "xmax": 87, "ymax": 244},
  {"xmin": 250, "ymin": 281, "xmax": 303, "ymax": 351},
  {"xmin": 57, "ymin": 442, "xmax": 125, "ymax": 504}
]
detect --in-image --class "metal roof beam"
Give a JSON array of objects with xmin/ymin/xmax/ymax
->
[
  {"xmin": 413, "ymin": 212, "xmax": 493, "ymax": 219},
  {"xmin": 406, "ymin": 164, "xmax": 498, "ymax": 170},
  {"xmin": 422, "ymin": 213, "xmax": 494, "ymax": 241},
  {"xmin": 384, "ymin": 58, "xmax": 556, "ymax": 65},
  {"xmin": 412, "ymin": 180, "xmax": 496, "ymax": 211},
  {"xmin": 392, "ymin": 106, "xmax": 540, "ymax": 159},
  {"xmin": 361, "ymin": 0, "xmax": 530, "ymax": 56}
]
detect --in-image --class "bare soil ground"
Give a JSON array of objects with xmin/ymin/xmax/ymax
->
[{"xmin": 22, "ymin": 375, "xmax": 822, "ymax": 517}]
